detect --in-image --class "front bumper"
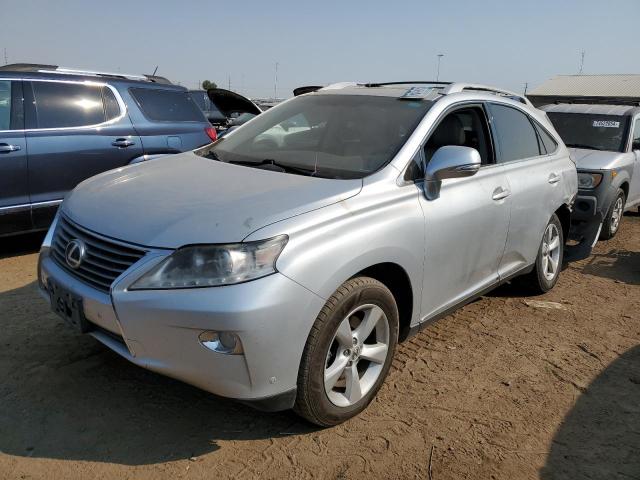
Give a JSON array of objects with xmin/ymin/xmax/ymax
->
[{"xmin": 38, "ymin": 247, "xmax": 325, "ymax": 410}]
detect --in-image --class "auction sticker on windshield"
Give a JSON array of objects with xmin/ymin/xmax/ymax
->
[{"xmin": 593, "ymin": 120, "xmax": 620, "ymax": 128}]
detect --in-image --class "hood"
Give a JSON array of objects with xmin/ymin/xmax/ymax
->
[
  {"xmin": 63, "ymin": 153, "xmax": 362, "ymax": 248},
  {"xmin": 568, "ymin": 148, "xmax": 630, "ymax": 170},
  {"xmin": 206, "ymin": 88, "xmax": 262, "ymax": 118}
]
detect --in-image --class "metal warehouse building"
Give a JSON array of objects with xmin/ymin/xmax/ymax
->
[{"xmin": 528, "ymin": 74, "xmax": 640, "ymax": 107}]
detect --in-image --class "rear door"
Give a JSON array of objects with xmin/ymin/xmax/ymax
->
[
  {"xmin": 24, "ymin": 80, "xmax": 143, "ymax": 228},
  {"xmin": 488, "ymin": 102, "xmax": 566, "ymax": 278},
  {"xmin": 0, "ymin": 79, "xmax": 30, "ymax": 235}
]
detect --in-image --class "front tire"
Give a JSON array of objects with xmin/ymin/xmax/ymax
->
[
  {"xmin": 599, "ymin": 188, "xmax": 625, "ymax": 240},
  {"xmin": 294, "ymin": 277, "xmax": 399, "ymax": 426},
  {"xmin": 518, "ymin": 213, "xmax": 564, "ymax": 294}
]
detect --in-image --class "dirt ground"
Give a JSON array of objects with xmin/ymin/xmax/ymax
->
[{"xmin": 0, "ymin": 215, "xmax": 638, "ymax": 480}]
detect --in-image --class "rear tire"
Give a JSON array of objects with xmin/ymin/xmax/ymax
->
[
  {"xmin": 294, "ymin": 277, "xmax": 398, "ymax": 426},
  {"xmin": 518, "ymin": 213, "xmax": 564, "ymax": 294},
  {"xmin": 600, "ymin": 188, "xmax": 625, "ymax": 240}
]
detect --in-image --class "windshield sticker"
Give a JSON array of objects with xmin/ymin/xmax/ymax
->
[
  {"xmin": 592, "ymin": 120, "xmax": 620, "ymax": 128},
  {"xmin": 400, "ymin": 86, "xmax": 434, "ymax": 99}
]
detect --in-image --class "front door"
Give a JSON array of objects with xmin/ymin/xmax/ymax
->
[
  {"xmin": 416, "ymin": 105, "xmax": 511, "ymax": 319},
  {"xmin": 629, "ymin": 117, "xmax": 640, "ymax": 206},
  {"xmin": 0, "ymin": 79, "xmax": 30, "ymax": 235},
  {"xmin": 24, "ymin": 80, "xmax": 143, "ymax": 229}
]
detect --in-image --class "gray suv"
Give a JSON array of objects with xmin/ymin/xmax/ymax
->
[
  {"xmin": 38, "ymin": 81, "xmax": 577, "ymax": 425},
  {"xmin": 0, "ymin": 64, "xmax": 215, "ymax": 237},
  {"xmin": 542, "ymin": 103, "xmax": 640, "ymax": 240}
]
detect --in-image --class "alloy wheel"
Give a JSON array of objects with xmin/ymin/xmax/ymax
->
[
  {"xmin": 541, "ymin": 223, "xmax": 561, "ymax": 282},
  {"xmin": 324, "ymin": 304, "xmax": 390, "ymax": 407},
  {"xmin": 610, "ymin": 197, "xmax": 624, "ymax": 235}
]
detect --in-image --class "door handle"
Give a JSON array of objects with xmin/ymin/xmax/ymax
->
[
  {"xmin": 112, "ymin": 138, "xmax": 135, "ymax": 148},
  {"xmin": 548, "ymin": 173, "xmax": 561, "ymax": 184},
  {"xmin": 492, "ymin": 186, "xmax": 511, "ymax": 201},
  {"xmin": 0, "ymin": 144, "xmax": 21, "ymax": 153}
]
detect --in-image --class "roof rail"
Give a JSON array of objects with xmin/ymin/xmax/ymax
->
[
  {"xmin": 362, "ymin": 81, "xmax": 452, "ymax": 88},
  {"xmin": 0, "ymin": 63, "xmax": 172, "ymax": 84},
  {"xmin": 443, "ymin": 83, "xmax": 530, "ymax": 104}
]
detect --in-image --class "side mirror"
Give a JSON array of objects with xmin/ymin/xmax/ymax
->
[{"xmin": 424, "ymin": 146, "xmax": 481, "ymax": 200}]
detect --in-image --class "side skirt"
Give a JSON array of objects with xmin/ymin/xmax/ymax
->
[{"xmin": 404, "ymin": 264, "xmax": 534, "ymax": 340}]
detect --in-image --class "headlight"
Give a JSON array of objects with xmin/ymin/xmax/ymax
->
[
  {"xmin": 130, "ymin": 235, "xmax": 288, "ymax": 290},
  {"xmin": 577, "ymin": 172, "xmax": 603, "ymax": 189}
]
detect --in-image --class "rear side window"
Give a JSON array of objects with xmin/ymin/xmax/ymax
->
[
  {"xmin": 130, "ymin": 88, "xmax": 204, "ymax": 122},
  {"xmin": 32, "ymin": 81, "xmax": 106, "ymax": 128},
  {"xmin": 534, "ymin": 122, "xmax": 558, "ymax": 154},
  {"xmin": 632, "ymin": 118, "xmax": 640, "ymax": 150},
  {"xmin": 102, "ymin": 87, "xmax": 121, "ymax": 121},
  {"xmin": 490, "ymin": 104, "xmax": 541, "ymax": 162},
  {"xmin": 0, "ymin": 81, "xmax": 11, "ymax": 130}
]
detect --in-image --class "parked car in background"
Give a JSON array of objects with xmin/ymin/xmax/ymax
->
[
  {"xmin": 189, "ymin": 89, "xmax": 227, "ymax": 126},
  {"xmin": 0, "ymin": 64, "xmax": 215, "ymax": 237},
  {"xmin": 205, "ymin": 88, "xmax": 262, "ymax": 136},
  {"xmin": 38, "ymin": 81, "xmax": 577, "ymax": 426},
  {"xmin": 541, "ymin": 103, "xmax": 640, "ymax": 240}
]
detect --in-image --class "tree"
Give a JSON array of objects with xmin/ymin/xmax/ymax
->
[{"xmin": 202, "ymin": 80, "xmax": 217, "ymax": 90}]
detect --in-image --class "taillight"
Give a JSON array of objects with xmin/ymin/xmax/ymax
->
[{"xmin": 205, "ymin": 127, "xmax": 217, "ymax": 142}]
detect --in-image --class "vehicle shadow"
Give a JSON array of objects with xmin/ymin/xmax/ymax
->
[
  {"xmin": 0, "ymin": 281, "xmax": 317, "ymax": 466},
  {"xmin": 0, "ymin": 231, "xmax": 46, "ymax": 259},
  {"xmin": 540, "ymin": 345, "xmax": 640, "ymax": 479},
  {"xmin": 579, "ymin": 249, "xmax": 640, "ymax": 286}
]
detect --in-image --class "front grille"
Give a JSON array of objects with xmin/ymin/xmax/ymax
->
[{"xmin": 51, "ymin": 216, "xmax": 147, "ymax": 292}]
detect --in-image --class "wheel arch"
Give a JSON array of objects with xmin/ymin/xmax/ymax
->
[
  {"xmin": 352, "ymin": 262, "xmax": 415, "ymax": 342},
  {"xmin": 555, "ymin": 203, "xmax": 571, "ymax": 244}
]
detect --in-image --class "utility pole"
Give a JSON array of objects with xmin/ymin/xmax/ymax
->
[
  {"xmin": 228, "ymin": 74, "xmax": 231, "ymax": 90},
  {"xmin": 3, "ymin": 49, "xmax": 7, "ymax": 65},
  {"xmin": 436, "ymin": 54, "xmax": 444, "ymax": 81},
  {"xmin": 578, "ymin": 50, "xmax": 585, "ymax": 75},
  {"xmin": 274, "ymin": 62, "xmax": 279, "ymax": 100}
]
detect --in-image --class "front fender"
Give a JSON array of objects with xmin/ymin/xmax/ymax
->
[{"xmin": 244, "ymin": 183, "xmax": 426, "ymax": 328}]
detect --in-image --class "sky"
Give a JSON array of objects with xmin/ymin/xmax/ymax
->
[{"xmin": 2, "ymin": 0, "xmax": 639, "ymax": 99}]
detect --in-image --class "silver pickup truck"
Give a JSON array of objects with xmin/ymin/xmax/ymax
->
[{"xmin": 541, "ymin": 103, "xmax": 640, "ymax": 241}]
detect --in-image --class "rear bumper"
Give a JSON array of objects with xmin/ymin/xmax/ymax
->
[
  {"xmin": 38, "ymin": 246, "xmax": 325, "ymax": 409},
  {"xmin": 567, "ymin": 192, "xmax": 604, "ymax": 262}
]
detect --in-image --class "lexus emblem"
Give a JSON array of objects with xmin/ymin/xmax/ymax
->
[{"xmin": 65, "ymin": 239, "xmax": 87, "ymax": 269}]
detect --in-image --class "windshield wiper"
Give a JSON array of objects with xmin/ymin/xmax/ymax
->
[
  {"xmin": 228, "ymin": 159, "xmax": 318, "ymax": 176},
  {"xmin": 565, "ymin": 143, "xmax": 602, "ymax": 151}
]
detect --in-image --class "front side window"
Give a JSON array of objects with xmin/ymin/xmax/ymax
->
[
  {"xmin": 32, "ymin": 81, "xmax": 106, "ymax": 128},
  {"xmin": 131, "ymin": 88, "xmax": 205, "ymax": 122},
  {"xmin": 200, "ymin": 94, "xmax": 433, "ymax": 179},
  {"xmin": 0, "ymin": 81, "xmax": 10, "ymax": 130},
  {"xmin": 490, "ymin": 103, "xmax": 541, "ymax": 163},
  {"xmin": 547, "ymin": 112, "xmax": 630, "ymax": 152},
  {"xmin": 424, "ymin": 106, "xmax": 493, "ymax": 166}
]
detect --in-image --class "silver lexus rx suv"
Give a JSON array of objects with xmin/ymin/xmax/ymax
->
[{"xmin": 38, "ymin": 81, "xmax": 578, "ymax": 426}]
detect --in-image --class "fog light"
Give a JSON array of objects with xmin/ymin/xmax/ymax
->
[{"xmin": 199, "ymin": 330, "xmax": 244, "ymax": 355}]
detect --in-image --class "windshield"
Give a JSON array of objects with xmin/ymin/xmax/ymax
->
[
  {"xmin": 547, "ymin": 112, "xmax": 630, "ymax": 152},
  {"xmin": 198, "ymin": 94, "xmax": 433, "ymax": 179}
]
